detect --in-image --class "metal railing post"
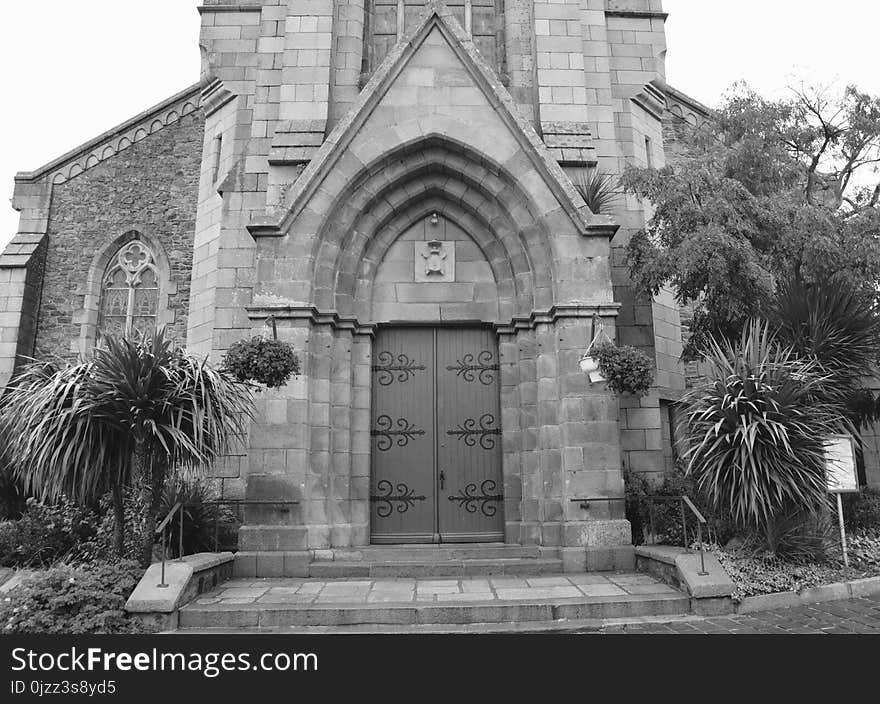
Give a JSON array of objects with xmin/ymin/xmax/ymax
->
[
  {"xmin": 697, "ymin": 520, "xmax": 708, "ymax": 576},
  {"xmin": 158, "ymin": 528, "xmax": 168, "ymax": 588},
  {"xmin": 648, "ymin": 501, "xmax": 655, "ymax": 545},
  {"xmin": 680, "ymin": 498, "xmax": 688, "ymax": 550},
  {"xmin": 178, "ymin": 505, "xmax": 184, "ymax": 559}
]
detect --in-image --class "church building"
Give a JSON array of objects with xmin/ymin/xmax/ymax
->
[{"xmin": 6, "ymin": 1, "xmax": 867, "ymax": 575}]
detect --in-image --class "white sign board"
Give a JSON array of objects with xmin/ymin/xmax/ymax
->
[{"xmin": 824, "ymin": 434, "xmax": 859, "ymax": 493}]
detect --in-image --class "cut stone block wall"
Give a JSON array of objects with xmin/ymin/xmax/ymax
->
[{"xmin": 33, "ymin": 112, "xmax": 204, "ymax": 360}]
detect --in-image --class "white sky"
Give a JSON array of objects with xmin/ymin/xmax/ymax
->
[{"xmin": 1, "ymin": 0, "xmax": 878, "ymax": 252}]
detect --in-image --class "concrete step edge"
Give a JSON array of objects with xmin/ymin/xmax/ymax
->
[
  {"xmin": 173, "ymin": 613, "xmax": 704, "ymax": 635},
  {"xmin": 178, "ymin": 594, "xmax": 691, "ymax": 628}
]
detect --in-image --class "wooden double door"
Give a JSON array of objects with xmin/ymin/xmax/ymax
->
[{"xmin": 370, "ymin": 326, "xmax": 504, "ymax": 543}]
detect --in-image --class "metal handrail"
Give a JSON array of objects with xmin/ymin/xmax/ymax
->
[
  {"xmin": 155, "ymin": 502, "xmax": 181, "ymax": 588},
  {"xmin": 569, "ymin": 497, "xmax": 624, "ymax": 510},
  {"xmin": 645, "ymin": 495, "xmax": 709, "ymax": 576},
  {"xmin": 153, "ymin": 499, "xmax": 300, "ymax": 588}
]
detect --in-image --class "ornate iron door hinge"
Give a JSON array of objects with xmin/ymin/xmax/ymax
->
[
  {"xmin": 448, "ymin": 480, "xmax": 504, "ymax": 517},
  {"xmin": 446, "ymin": 413, "xmax": 501, "ymax": 450},
  {"xmin": 446, "ymin": 350, "xmax": 499, "ymax": 385},
  {"xmin": 370, "ymin": 480, "xmax": 427, "ymax": 517},
  {"xmin": 371, "ymin": 414, "xmax": 426, "ymax": 451},
  {"xmin": 371, "ymin": 351, "xmax": 426, "ymax": 386}
]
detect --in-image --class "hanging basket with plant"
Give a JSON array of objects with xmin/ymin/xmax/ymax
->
[
  {"xmin": 222, "ymin": 335, "xmax": 300, "ymax": 389},
  {"xmin": 579, "ymin": 314, "xmax": 654, "ymax": 396},
  {"xmin": 592, "ymin": 340, "xmax": 654, "ymax": 397}
]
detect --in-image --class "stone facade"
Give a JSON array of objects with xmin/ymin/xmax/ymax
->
[
  {"xmin": 35, "ymin": 112, "xmax": 204, "ymax": 360},
  {"xmin": 9, "ymin": 0, "xmax": 835, "ymax": 566}
]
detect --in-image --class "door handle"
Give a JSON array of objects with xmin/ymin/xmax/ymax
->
[{"xmin": 439, "ymin": 470, "xmax": 445, "ymax": 490}]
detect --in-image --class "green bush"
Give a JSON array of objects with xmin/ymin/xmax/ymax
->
[
  {"xmin": 624, "ymin": 467, "xmax": 735, "ymax": 547},
  {"xmin": 89, "ymin": 488, "xmax": 151, "ymax": 564},
  {"xmin": 842, "ymin": 488, "xmax": 880, "ymax": 533},
  {"xmin": 848, "ymin": 531, "xmax": 880, "ymax": 569},
  {"xmin": 160, "ymin": 474, "xmax": 238, "ymax": 557},
  {"xmin": 594, "ymin": 341, "xmax": 654, "ymax": 397},
  {"xmin": 0, "ymin": 560, "xmax": 151, "ymax": 634},
  {"xmin": 0, "ymin": 498, "xmax": 101, "ymax": 568},
  {"xmin": 223, "ymin": 336, "xmax": 300, "ymax": 388}
]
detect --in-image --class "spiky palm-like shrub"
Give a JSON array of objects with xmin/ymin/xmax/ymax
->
[
  {"xmin": 0, "ymin": 330, "xmax": 255, "ymax": 565},
  {"xmin": 680, "ymin": 320, "xmax": 845, "ymax": 556},
  {"xmin": 573, "ymin": 170, "xmax": 618, "ymax": 215}
]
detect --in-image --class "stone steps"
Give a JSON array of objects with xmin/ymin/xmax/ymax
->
[
  {"xmin": 179, "ymin": 593, "xmax": 690, "ymax": 629},
  {"xmin": 319, "ymin": 544, "xmax": 542, "ymax": 561},
  {"xmin": 172, "ymin": 613, "xmax": 705, "ymax": 635},
  {"xmin": 308, "ymin": 557, "xmax": 563, "ymax": 579},
  {"xmin": 233, "ymin": 543, "xmax": 564, "ymax": 578}
]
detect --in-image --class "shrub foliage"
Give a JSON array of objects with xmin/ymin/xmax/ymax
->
[
  {"xmin": 223, "ymin": 336, "xmax": 300, "ymax": 388},
  {"xmin": 0, "ymin": 560, "xmax": 150, "ymax": 634},
  {"xmin": 594, "ymin": 341, "xmax": 654, "ymax": 397},
  {"xmin": 680, "ymin": 320, "xmax": 844, "ymax": 553},
  {"xmin": 0, "ymin": 498, "xmax": 100, "ymax": 568}
]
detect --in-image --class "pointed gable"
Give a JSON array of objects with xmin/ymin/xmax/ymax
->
[{"xmin": 252, "ymin": 0, "xmax": 616, "ymax": 239}]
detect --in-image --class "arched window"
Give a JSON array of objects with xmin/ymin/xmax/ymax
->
[{"xmin": 98, "ymin": 239, "xmax": 160, "ymax": 338}]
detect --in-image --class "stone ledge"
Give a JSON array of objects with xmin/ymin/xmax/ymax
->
[
  {"xmin": 125, "ymin": 562, "xmax": 194, "ymax": 614},
  {"xmin": 125, "ymin": 552, "xmax": 235, "ymax": 628},
  {"xmin": 737, "ymin": 575, "xmax": 880, "ymax": 614},
  {"xmin": 635, "ymin": 545, "xmax": 734, "ymax": 610}
]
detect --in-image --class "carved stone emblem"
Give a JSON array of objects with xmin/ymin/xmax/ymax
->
[
  {"xmin": 422, "ymin": 239, "xmax": 447, "ymax": 276},
  {"xmin": 414, "ymin": 240, "xmax": 455, "ymax": 282}
]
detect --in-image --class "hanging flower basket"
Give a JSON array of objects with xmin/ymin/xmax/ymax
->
[
  {"xmin": 592, "ymin": 340, "xmax": 654, "ymax": 397},
  {"xmin": 579, "ymin": 317, "xmax": 614, "ymax": 383},
  {"xmin": 579, "ymin": 315, "xmax": 654, "ymax": 396},
  {"xmin": 222, "ymin": 336, "xmax": 300, "ymax": 389}
]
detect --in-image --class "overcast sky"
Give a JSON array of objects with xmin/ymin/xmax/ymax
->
[{"xmin": 1, "ymin": 0, "xmax": 878, "ymax": 252}]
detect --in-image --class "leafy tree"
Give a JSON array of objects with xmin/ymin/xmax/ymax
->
[
  {"xmin": 767, "ymin": 274, "xmax": 880, "ymax": 430},
  {"xmin": 0, "ymin": 331, "xmax": 255, "ymax": 565},
  {"xmin": 623, "ymin": 82, "xmax": 880, "ymax": 360}
]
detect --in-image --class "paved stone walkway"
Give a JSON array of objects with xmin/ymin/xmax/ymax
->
[
  {"xmin": 599, "ymin": 594, "xmax": 880, "ymax": 634},
  {"xmin": 195, "ymin": 573, "xmax": 680, "ymax": 606}
]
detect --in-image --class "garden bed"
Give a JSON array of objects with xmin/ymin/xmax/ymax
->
[{"xmin": 707, "ymin": 531, "xmax": 880, "ymax": 604}]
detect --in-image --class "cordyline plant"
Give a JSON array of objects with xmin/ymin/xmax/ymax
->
[
  {"xmin": 679, "ymin": 320, "xmax": 848, "ymax": 554},
  {"xmin": 0, "ymin": 330, "xmax": 255, "ymax": 566}
]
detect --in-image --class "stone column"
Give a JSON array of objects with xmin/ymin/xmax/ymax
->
[
  {"xmin": 552, "ymin": 314, "xmax": 632, "ymax": 572},
  {"xmin": 329, "ymin": 0, "xmax": 366, "ymax": 127},
  {"xmin": 1, "ymin": 179, "xmax": 51, "ymax": 390},
  {"xmin": 281, "ymin": 0, "xmax": 335, "ymax": 123}
]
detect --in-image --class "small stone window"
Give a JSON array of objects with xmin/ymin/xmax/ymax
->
[
  {"xmin": 363, "ymin": 0, "xmax": 503, "ymax": 77},
  {"xmin": 98, "ymin": 240, "xmax": 160, "ymax": 338}
]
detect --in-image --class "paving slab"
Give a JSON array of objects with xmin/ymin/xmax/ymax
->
[{"xmin": 195, "ymin": 573, "xmax": 676, "ymax": 607}]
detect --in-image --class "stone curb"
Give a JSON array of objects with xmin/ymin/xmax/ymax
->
[{"xmin": 736, "ymin": 576, "xmax": 880, "ymax": 614}]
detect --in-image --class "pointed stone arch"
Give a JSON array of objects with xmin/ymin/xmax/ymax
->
[
  {"xmin": 75, "ymin": 229, "xmax": 176, "ymax": 355},
  {"xmin": 309, "ymin": 134, "xmax": 557, "ymax": 324}
]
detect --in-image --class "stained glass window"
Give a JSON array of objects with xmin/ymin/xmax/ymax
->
[{"xmin": 98, "ymin": 240, "xmax": 160, "ymax": 339}]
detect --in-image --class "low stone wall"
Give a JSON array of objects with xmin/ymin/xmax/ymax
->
[
  {"xmin": 635, "ymin": 545, "xmax": 735, "ymax": 615},
  {"xmin": 125, "ymin": 553, "xmax": 234, "ymax": 630},
  {"xmin": 736, "ymin": 576, "xmax": 880, "ymax": 614}
]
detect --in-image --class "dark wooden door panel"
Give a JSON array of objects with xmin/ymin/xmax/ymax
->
[
  {"xmin": 436, "ymin": 327, "xmax": 504, "ymax": 542},
  {"xmin": 370, "ymin": 326, "xmax": 503, "ymax": 544},
  {"xmin": 370, "ymin": 328, "xmax": 436, "ymax": 543}
]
